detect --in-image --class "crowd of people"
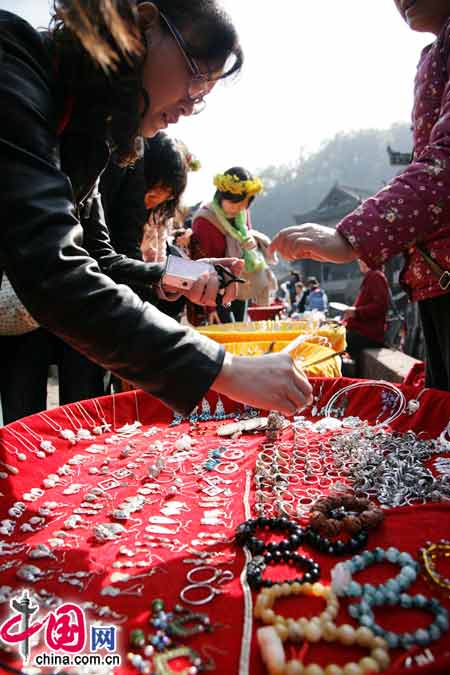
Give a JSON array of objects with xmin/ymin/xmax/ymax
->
[{"xmin": 1, "ymin": 0, "xmax": 450, "ymax": 426}]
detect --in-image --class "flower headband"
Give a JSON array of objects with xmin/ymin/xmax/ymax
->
[{"xmin": 213, "ymin": 173, "xmax": 264, "ymax": 197}]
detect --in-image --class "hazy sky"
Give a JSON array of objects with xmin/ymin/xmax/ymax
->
[{"xmin": 1, "ymin": 1, "xmax": 431, "ymax": 203}]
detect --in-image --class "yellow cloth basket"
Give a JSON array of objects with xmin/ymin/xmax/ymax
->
[
  {"xmin": 222, "ymin": 340, "xmax": 341, "ymax": 378},
  {"xmin": 198, "ymin": 320, "xmax": 346, "ymax": 353}
]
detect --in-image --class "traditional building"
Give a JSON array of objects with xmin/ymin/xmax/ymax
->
[
  {"xmin": 387, "ymin": 144, "xmax": 413, "ymax": 167},
  {"xmin": 292, "ymin": 183, "xmax": 374, "ymax": 302}
]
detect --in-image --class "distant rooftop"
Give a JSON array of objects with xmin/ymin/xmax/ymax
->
[
  {"xmin": 387, "ymin": 144, "xmax": 412, "ymax": 166},
  {"xmin": 294, "ymin": 183, "xmax": 375, "ymax": 225}
]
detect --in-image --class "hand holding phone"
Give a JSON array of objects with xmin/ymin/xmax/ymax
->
[
  {"xmin": 162, "ymin": 255, "xmax": 216, "ymax": 291},
  {"xmin": 161, "ymin": 255, "xmax": 245, "ymax": 307}
]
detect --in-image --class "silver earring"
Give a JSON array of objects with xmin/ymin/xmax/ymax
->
[{"xmin": 101, "ymin": 583, "xmax": 143, "ymax": 597}]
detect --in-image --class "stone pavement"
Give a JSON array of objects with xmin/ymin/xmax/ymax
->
[{"xmin": 47, "ymin": 374, "xmax": 59, "ymax": 410}]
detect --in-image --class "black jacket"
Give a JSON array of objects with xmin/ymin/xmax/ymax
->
[
  {"xmin": 100, "ymin": 158, "xmax": 147, "ymax": 260},
  {"xmin": 0, "ymin": 11, "xmax": 224, "ymax": 414}
]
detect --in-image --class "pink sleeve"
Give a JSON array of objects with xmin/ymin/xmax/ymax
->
[
  {"xmin": 337, "ymin": 27, "xmax": 450, "ymax": 268},
  {"xmin": 191, "ymin": 216, "xmax": 226, "ymax": 259}
]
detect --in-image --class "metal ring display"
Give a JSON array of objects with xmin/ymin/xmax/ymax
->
[
  {"xmin": 221, "ymin": 448, "xmax": 244, "ymax": 461},
  {"xmin": 278, "ymin": 472, "xmax": 301, "ymax": 484},
  {"xmin": 214, "ymin": 462, "xmax": 239, "ymax": 474},
  {"xmin": 297, "ymin": 496, "xmax": 314, "ymax": 506},
  {"xmin": 180, "ymin": 583, "xmax": 220, "ymax": 606},
  {"xmin": 277, "ymin": 501, "xmax": 296, "ymax": 517},
  {"xmin": 261, "ymin": 443, "xmax": 276, "ymax": 451},
  {"xmin": 303, "ymin": 475, "xmax": 319, "ymax": 485},
  {"xmin": 153, "ymin": 471, "xmax": 176, "ymax": 484},
  {"xmin": 255, "ymin": 490, "xmax": 272, "ymax": 503},
  {"xmin": 305, "ymin": 488, "xmax": 321, "ymax": 499},
  {"xmin": 187, "ymin": 566, "xmax": 221, "ymax": 585},
  {"xmin": 275, "ymin": 491, "xmax": 294, "ymax": 503}
]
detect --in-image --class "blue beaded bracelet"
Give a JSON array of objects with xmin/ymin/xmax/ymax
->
[
  {"xmin": 348, "ymin": 590, "xmax": 449, "ymax": 649},
  {"xmin": 331, "ymin": 546, "xmax": 419, "ymax": 598}
]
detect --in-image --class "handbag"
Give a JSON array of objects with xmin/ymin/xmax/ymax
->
[
  {"xmin": 416, "ymin": 243, "xmax": 450, "ymax": 291},
  {"xmin": 0, "ymin": 274, "xmax": 39, "ymax": 336}
]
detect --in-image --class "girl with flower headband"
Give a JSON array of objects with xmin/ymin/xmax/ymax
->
[{"xmin": 191, "ymin": 166, "xmax": 276, "ymax": 323}]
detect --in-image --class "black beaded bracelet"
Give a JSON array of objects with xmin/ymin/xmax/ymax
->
[
  {"xmin": 246, "ymin": 550, "xmax": 321, "ymax": 590},
  {"xmin": 305, "ymin": 526, "xmax": 368, "ymax": 556},
  {"xmin": 235, "ymin": 517, "xmax": 304, "ymax": 555}
]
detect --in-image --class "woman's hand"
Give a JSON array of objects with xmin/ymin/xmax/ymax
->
[
  {"xmin": 212, "ymin": 352, "xmax": 313, "ymax": 416},
  {"xmin": 242, "ymin": 235, "xmax": 257, "ymax": 251},
  {"xmin": 269, "ymin": 224, "xmax": 357, "ymax": 264},
  {"xmin": 162, "ymin": 257, "xmax": 244, "ymax": 307}
]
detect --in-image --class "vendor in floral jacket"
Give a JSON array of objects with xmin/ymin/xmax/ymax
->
[{"xmin": 270, "ymin": 0, "xmax": 450, "ymax": 392}]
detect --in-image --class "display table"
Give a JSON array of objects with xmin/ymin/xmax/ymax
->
[{"xmin": 0, "ymin": 379, "xmax": 449, "ymax": 675}]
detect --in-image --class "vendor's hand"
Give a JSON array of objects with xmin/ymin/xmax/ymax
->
[
  {"xmin": 212, "ymin": 352, "xmax": 313, "ymax": 416},
  {"xmin": 209, "ymin": 310, "xmax": 222, "ymax": 325},
  {"xmin": 343, "ymin": 307, "xmax": 356, "ymax": 320},
  {"xmin": 268, "ymin": 224, "xmax": 357, "ymax": 264}
]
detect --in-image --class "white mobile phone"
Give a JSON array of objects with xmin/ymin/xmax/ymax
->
[{"xmin": 162, "ymin": 255, "xmax": 215, "ymax": 291}]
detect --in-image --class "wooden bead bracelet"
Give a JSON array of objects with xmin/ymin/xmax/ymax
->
[{"xmin": 309, "ymin": 496, "xmax": 384, "ymax": 538}]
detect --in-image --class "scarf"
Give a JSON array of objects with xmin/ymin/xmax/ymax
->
[{"xmin": 210, "ymin": 197, "xmax": 266, "ymax": 273}]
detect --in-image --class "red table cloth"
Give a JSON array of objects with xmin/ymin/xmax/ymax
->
[
  {"xmin": 247, "ymin": 305, "xmax": 285, "ymax": 321},
  {"xmin": 0, "ymin": 378, "xmax": 449, "ymax": 675}
]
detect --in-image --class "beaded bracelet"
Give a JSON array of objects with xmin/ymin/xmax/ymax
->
[
  {"xmin": 235, "ymin": 516, "xmax": 304, "ymax": 555},
  {"xmin": 257, "ymin": 623, "xmax": 390, "ymax": 675},
  {"xmin": 247, "ymin": 550, "xmax": 320, "ymax": 591},
  {"xmin": 349, "ymin": 590, "xmax": 449, "ymax": 649},
  {"xmin": 421, "ymin": 540, "xmax": 450, "ymax": 595},
  {"xmin": 331, "ymin": 546, "xmax": 419, "ymax": 598},
  {"xmin": 255, "ymin": 581, "xmax": 339, "ymax": 631},
  {"xmin": 310, "ymin": 495, "xmax": 384, "ymax": 537},
  {"xmin": 255, "ymin": 582, "xmax": 391, "ymax": 675},
  {"xmin": 306, "ymin": 526, "xmax": 368, "ymax": 556}
]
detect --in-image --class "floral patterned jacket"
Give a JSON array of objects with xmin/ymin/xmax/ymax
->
[{"xmin": 337, "ymin": 19, "xmax": 450, "ymax": 302}]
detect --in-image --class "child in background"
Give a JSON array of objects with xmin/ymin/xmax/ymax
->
[{"xmin": 141, "ymin": 134, "xmax": 199, "ymax": 262}]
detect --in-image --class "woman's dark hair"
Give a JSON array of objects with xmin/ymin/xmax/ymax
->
[
  {"xmin": 215, "ymin": 166, "xmax": 256, "ymax": 205},
  {"xmin": 144, "ymin": 0, "xmax": 243, "ymax": 82},
  {"xmin": 51, "ymin": 0, "xmax": 243, "ymax": 166},
  {"xmin": 143, "ymin": 132, "xmax": 188, "ymax": 223}
]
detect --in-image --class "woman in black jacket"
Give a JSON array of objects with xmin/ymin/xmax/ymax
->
[{"xmin": 0, "ymin": 0, "xmax": 312, "ymax": 418}]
